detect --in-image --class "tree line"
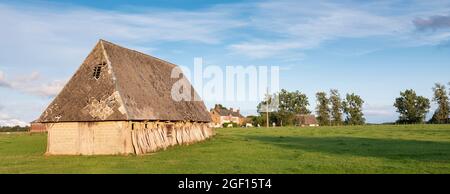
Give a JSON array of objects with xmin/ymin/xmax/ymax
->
[
  {"xmin": 250, "ymin": 82, "xmax": 449, "ymax": 127},
  {"xmin": 0, "ymin": 125, "xmax": 30, "ymax": 132},
  {"xmin": 394, "ymin": 83, "xmax": 450, "ymax": 124},
  {"xmin": 252, "ymin": 89, "xmax": 365, "ymax": 126}
]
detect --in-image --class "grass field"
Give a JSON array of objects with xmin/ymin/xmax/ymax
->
[{"xmin": 1, "ymin": 124, "xmax": 450, "ymax": 174}]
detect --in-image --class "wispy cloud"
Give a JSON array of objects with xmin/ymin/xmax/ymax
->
[
  {"xmin": 0, "ymin": 3, "xmax": 244, "ymax": 56},
  {"xmin": 229, "ymin": 42, "xmax": 305, "ymax": 59},
  {"xmin": 228, "ymin": 1, "xmax": 450, "ymax": 58},
  {"xmin": 0, "ymin": 71, "xmax": 11, "ymax": 88},
  {"xmin": 0, "ymin": 70, "xmax": 62, "ymax": 124},
  {"xmin": 0, "ymin": 70, "xmax": 64, "ymax": 97},
  {"xmin": 0, "ymin": 117, "xmax": 29, "ymax": 127},
  {"xmin": 0, "ymin": 3, "xmax": 246, "ymax": 97},
  {"xmin": 2, "ymin": 1, "xmax": 450, "ymax": 61},
  {"xmin": 0, "ymin": 106, "xmax": 29, "ymax": 127},
  {"xmin": 228, "ymin": 1, "xmax": 411, "ymax": 58},
  {"xmin": 363, "ymin": 104, "xmax": 396, "ymax": 117},
  {"xmin": 23, "ymin": 80, "xmax": 66, "ymax": 97}
]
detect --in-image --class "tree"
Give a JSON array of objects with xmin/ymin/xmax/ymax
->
[
  {"xmin": 316, "ymin": 92, "xmax": 330, "ymax": 126},
  {"xmin": 329, "ymin": 89, "xmax": 344, "ymax": 126},
  {"xmin": 394, "ymin": 89, "xmax": 430, "ymax": 124},
  {"xmin": 278, "ymin": 89, "xmax": 311, "ymax": 115},
  {"xmin": 257, "ymin": 89, "xmax": 310, "ymax": 126},
  {"xmin": 430, "ymin": 83, "xmax": 449, "ymax": 124},
  {"xmin": 343, "ymin": 93, "xmax": 365, "ymax": 125}
]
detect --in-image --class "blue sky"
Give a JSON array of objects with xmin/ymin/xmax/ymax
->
[{"xmin": 0, "ymin": 0, "xmax": 450, "ymax": 126}]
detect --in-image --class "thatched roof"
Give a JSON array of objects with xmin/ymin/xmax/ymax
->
[{"xmin": 37, "ymin": 40, "xmax": 211, "ymax": 123}]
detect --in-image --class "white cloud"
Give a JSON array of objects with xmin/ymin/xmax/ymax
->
[
  {"xmin": 2, "ymin": 1, "xmax": 449, "ymax": 62},
  {"xmin": 0, "ymin": 112, "xmax": 29, "ymax": 127},
  {"xmin": 0, "ymin": 3, "xmax": 244, "ymax": 67},
  {"xmin": 229, "ymin": 0, "xmax": 450, "ymax": 58},
  {"xmin": 0, "ymin": 70, "xmax": 64, "ymax": 97},
  {"xmin": 0, "ymin": 119, "xmax": 29, "ymax": 127},
  {"xmin": 0, "ymin": 71, "xmax": 11, "ymax": 87},
  {"xmin": 229, "ymin": 42, "xmax": 305, "ymax": 59},
  {"xmin": 22, "ymin": 80, "xmax": 66, "ymax": 97},
  {"xmin": 231, "ymin": 4, "xmax": 406, "ymax": 58},
  {"xmin": 0, "ymin": 4, "xmax": 243, "ymax": 44},
  {"xmin": 363, "ymin": 104, "xmax": 396, "ymax": 117},
  {"xmin": 0, "ymin": 71, "xmax": 12, "ymax": 88},
  {"xmin": 15, "ymin": 71, "xmax": 41, "ymax": 82}
]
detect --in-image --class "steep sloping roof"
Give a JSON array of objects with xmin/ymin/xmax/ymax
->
[{"xmin": 37, "ymin": 40, "xmax": 211, "ymax": 123}]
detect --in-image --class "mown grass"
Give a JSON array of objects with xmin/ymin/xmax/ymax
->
[{"xmin": 0, "ymin": 124, "xmax": 450, "ymax": 174}]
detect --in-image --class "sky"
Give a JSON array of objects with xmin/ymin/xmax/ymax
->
[{"xmin": 0, "ymin": 0, "xmax": 450, "ymax": 126}]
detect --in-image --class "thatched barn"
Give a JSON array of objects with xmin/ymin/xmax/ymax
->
[{"xmin": 34, "ymin": 39, "xmax": 213, "ymax": 155}]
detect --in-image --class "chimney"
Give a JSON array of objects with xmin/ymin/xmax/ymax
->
[
  {"xmin": 237, "ymin": 109, "xmax": 240, "ymax": 114},
  {"xmin": 230, "ymin": 108, "xmax": 233, "ymax": 112}
]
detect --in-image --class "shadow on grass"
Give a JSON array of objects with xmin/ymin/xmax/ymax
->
[{"xmin": 246, "ymin": 135, "xmax": 450, "ymax": 162}]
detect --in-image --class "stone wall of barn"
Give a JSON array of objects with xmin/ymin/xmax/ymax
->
[
  {"xmin": 45, "ymin": 121, "xmax": 214, "ymax": 155},
  {"xmin": 46, "ymin": 121, "xmax": 133, "ymax": 155}
]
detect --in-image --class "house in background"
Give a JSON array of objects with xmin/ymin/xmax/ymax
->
[
  {"xmin": 30, "ymin": 120, "xmax": 47, "ymax": 133},
  {"xmin": 295, "ymin": 114, "xmax": 319, "ymax": 127},
  {"xmin": 210, "ymin": 104, "xmax": 245, "ymax": 127}
]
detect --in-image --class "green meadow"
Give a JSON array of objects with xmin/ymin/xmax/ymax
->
[{"xmin": 1, "ymin": 124, "xmax": 450, "ymax": 174}]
